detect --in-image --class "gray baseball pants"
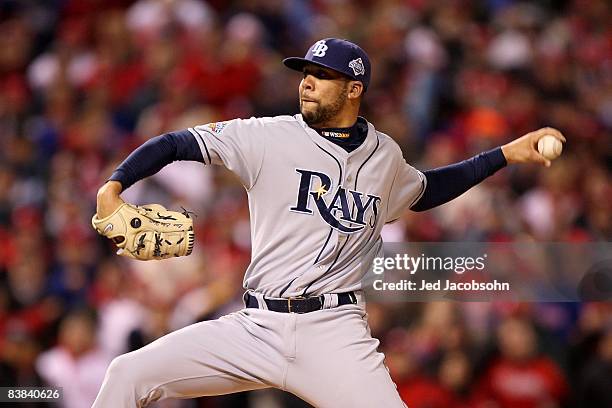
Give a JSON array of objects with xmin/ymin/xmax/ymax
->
[{"xmin": 92, "ymin": 297, "xmax": 406, "ymax": 407}]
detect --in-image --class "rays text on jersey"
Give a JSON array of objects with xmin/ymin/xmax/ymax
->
[{"xmin": 290, "ymin": 169, "xmax": 380, "ymax": 233}]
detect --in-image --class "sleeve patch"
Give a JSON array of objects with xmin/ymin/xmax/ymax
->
[{"xmin": 206, "ymin": 121, "xmax": 229, "ymax": 135}]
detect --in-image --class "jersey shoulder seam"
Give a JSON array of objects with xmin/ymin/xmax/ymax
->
[
  {"xmin": 373, "ymin": 130, "xmax": 403, "ymax": 152},
  {"xmin": 257, "ymin": 115, "xmax": 299, "ymax": 124}
]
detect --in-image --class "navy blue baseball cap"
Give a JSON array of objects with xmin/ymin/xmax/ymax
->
[{"xmin": 283, "ymin": 38, "xmax": 371, "ymax": 90}]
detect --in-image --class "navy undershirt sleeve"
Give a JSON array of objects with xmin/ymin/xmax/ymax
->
[
  {"xmin": 109, "ymin": 130, "xmax": 203, "ymax": 191},
  {"xmin": 410, "ymin": 147, "xmax": 507, "ymax": 212}
]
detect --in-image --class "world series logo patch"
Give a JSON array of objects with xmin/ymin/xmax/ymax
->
[
  {"xmin": 207, "ymin": 121, "xmax": 229, "ymax": 135},
  {"xmin": 349, "ymin": 58, "xmax": 365, "ymax": 76}
]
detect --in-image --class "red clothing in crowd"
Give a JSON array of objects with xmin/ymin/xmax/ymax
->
[
  {"xmin": 398, "ymin": 376, "xmax": 470, "ymax": 408},
  {"xmin": 473, "ymin": 356, "xmax": 568, "ymax": 408}
]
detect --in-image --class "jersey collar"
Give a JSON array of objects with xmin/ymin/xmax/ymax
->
[{"xmin": 294, "ymin": 114, "xmax": 378, "ymax": 161}]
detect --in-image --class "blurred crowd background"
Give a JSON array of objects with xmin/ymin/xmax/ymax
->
[{"xmin": 0, "ymin": 0, "xmax": 610, "ymax": 407}]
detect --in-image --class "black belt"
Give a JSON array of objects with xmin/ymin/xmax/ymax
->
[{"xmin": 244, "ymin": 292, "xmax": 357, "ymax": 313}]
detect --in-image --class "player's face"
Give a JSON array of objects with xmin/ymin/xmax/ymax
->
[{"xmin": 299, "ymin": 65, "xmax": 350, "ymax": 127}]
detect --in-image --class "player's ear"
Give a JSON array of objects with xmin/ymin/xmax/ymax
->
[{"xmin": 347, "ymin": 81, "xmax": 364, "ymax": 100}]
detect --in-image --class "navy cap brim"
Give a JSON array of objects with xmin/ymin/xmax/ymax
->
[
  {"xmin": 282, "ymin": 57, "xmax": 310, "ymax": 72},
  {"xmin": 283, "ymin": 57, "xmax": 351, "ymax": 78}
]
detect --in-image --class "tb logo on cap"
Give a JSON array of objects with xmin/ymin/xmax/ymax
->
[{"xmin": 311, "ymin": 40, "xmax": 328, "ymax": 57}]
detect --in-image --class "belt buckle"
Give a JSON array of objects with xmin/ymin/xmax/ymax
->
[{"xmin": 287, "ymin": 296, "xmax": 306, "ymax": 313}]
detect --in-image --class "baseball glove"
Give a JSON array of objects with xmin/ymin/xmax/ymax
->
[{"xmin": 91, "ymin": 203, "xmax": 195, "ymax": 260}]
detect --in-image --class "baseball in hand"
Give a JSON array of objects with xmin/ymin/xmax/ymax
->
[{"xmin": 537, "ymin": 135, "xmax": 563, "ymax": 160}]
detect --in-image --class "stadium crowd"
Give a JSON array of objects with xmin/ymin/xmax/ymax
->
[{"xmin": 0, "ymin": 0, "xmax": 610, "ymax": 407}]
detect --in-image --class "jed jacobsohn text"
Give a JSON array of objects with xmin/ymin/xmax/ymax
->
[
  {"xmin": 372, "ymin": 253, "xmax": 488, "ymax": 275},
  {"xmin": 373, "ymin": 279, "xmax": 510, "ymax": 292}
]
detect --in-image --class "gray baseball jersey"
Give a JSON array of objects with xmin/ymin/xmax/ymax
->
[
  {"xmin": 93, "ymin": 113, "xmax": 422, "ymax": 408},
  {"xmin": 187, "ymin": 114, "xmax": 425, "ymax": 298}
]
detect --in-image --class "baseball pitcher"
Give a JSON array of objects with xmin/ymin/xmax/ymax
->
[{"xmin": 91, "ymin": 38, "xmax": 565, "ymax": 407}]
